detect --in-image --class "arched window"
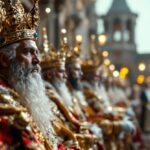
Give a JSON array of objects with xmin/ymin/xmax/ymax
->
[
  {"xmin": 113, "ymin": 18, "xmax": 122, "ymax": 42},
  {"xmin": 113, "ymin": 30, "xmax": 122, "ymax": 42},
  {"xmin": 123, "ymin": 29, "xmax": 130, "ymax": 42}
]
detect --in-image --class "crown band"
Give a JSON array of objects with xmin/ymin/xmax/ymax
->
[{"xmin": 0, "ymin": 29, "xmax": 38, "ymax": 47}]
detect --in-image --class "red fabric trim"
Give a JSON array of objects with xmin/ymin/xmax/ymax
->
[
  {"xmin": 68, "ymin": 146, "xmax": 80, "ymax": 150},
  {"xmin": 0, "ymin": 79, "xmax": 8, "ymax": 88},
  {"xmin": 0, "ymin": 118, "xmax": 13, "ymax": 144},
  {"xmin": 58, "ymin": 144, "xmax": 66, "ymax": 150},
  {"xmin": 22, "ymin": 138, "xmax": 31, "ymax": 145}
]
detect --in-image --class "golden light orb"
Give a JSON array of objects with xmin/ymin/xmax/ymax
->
[
  {"xmin": 98, "ymin": 34, "xmax": 107, "ymax": 46},
  {"xmin": 119, "ymin": 67, "xmax": 129, "ymax": 79},
  {"xmin": 104, "ymin": 58, "xmax": 110, "ymax": 66},
  {"xmin": 137, "ymin": 75, "xmax": 145, "ymax": 84},
  {"xmin": 76, "ymin": 34, "xmax": 82, "ymax": 44},
  {"xmin": 138, "ymin": 63, "xmax": 146, "ymax": 72},
  {"xmin": 45, "ymin": 7, "xmax": 51, "ymax": 14},
  {"xmin": 109, "ymin": 64, "xmax": 115, "ymax": 71},
  {"xmin": 102, "ymin": 51, "xmax": 109, "ymax": 57},
  {"xmin": 61, "ymin": 28, "xmax": 67, "ymax": 34}
]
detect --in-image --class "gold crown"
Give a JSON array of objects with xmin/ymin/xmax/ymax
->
[
  {"xmin": 81, "ymin": 35, "xmax": 100, "ymax": 72},
  {"xmin": 41, "ymin": 47, "xmax": 66, "ymax": 70},
  {"xmin": 0, "ymin": 0, "xmax": 39, "ymax": 47},
  {"xmin": 41, "ymin": 28, "xmax": 67, "ymax": 70},
  {"xmin": 81, "ymin": 59, "xmax": 97, "ymax": 72},
  {"xmin": 66, "ymin": 34, "xmax": 82, "ymax": 66}
]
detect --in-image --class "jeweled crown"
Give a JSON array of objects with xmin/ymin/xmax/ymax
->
[
  {"xmin": 41, "ymin": 28, "xmax": 67, "ymax": 70},
  {"xmin": 66, "ymin": 34, "xmax": 82, "ymax": 66},
  {"xmin": 81, "ymin": 35, "xmax": 99, "ymax": 72},
  {"xmin": 0, "ymin": 0, "xmax": 39, "ymax": 47}
]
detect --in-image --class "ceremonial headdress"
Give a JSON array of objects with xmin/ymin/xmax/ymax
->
[
  {"xmin": 0, "ymin": 0, "xmax": 39, "ymax": 47},
  {"xmin": 66, "ymin": 34, "xmax": 82, "ymax": 66},
  {"xmin": 41, "ymin": 47, "xmax": 66, "ymax": 70},
  {"xmin": 81, "ymin": 35, "xmax": 100, "ymax": 73},
  {"xmin": 41, "ymin": 28, "xmax": 67, "ymax": 70}
]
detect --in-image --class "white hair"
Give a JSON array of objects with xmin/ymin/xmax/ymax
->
[
  {"xmin": 53, "ymin": 81, "xmax": 73, "ymax": 108},
  {"xmin": 53, "ymin": 80, "xmax": 86, "ymax": 118},
  {"xmin": 0, "ymin": 43, "xmax": 19, "ymax": 60}
]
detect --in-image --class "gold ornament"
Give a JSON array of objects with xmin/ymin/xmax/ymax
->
[
  {"xmin": 0, "ymin": 0, "xmax": 39, "ymax": 47},
  {"xmin": 41, "ymin": 28, "xmax": 67, "ymax": 70},
  {"xmin": 66, "ymin": 34, "xmax": 82, "ymax": 66},
  {"xmin": 81, "ymin": 35, "xmax": 100, "ymax": 72}
]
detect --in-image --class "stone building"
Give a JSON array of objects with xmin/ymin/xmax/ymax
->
[
  {"xmin": 22, "ymin": 0, "xmax": 150, "ymax": 83},
  {"xmin": 101, "ymin": 0, "xmax": 150, "ymax": 83}
]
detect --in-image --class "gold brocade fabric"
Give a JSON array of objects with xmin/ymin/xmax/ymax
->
[{"xmin": 0, "ymin": 84, "xmax": 52, "ymax": 149}]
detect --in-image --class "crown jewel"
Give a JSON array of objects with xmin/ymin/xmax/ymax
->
[{"xmin": 0, "ymin": 0, "xmax": 39, "ymax": 47}]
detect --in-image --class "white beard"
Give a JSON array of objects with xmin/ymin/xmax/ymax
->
[
  {"xmin": 92, "ymin": 82, "xmax": 100, "ymax": 93},
  {"xmin": 14, "ymin": 73, "xmax": 58, "ymax": 150},
  {"xmin": 54, "ymin": 81, "xmax": 87, "ymax": 119},
  {"xmin": 53, "ymin": 81, "xmax": 73, "ymax": 108},
  {"xmin": 89, "ymin": 81, "xmax": 112, "ymax": 113}
]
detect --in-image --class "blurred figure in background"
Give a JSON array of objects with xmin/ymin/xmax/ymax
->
[
  {"xmin": 130, "ymin": 84, "xmax": 142, "ymax": 121},
  {"xmin": 140, "ymin": 80, "xmax": 150, "ymax": 149}
]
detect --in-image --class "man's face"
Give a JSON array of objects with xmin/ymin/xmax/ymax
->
[
  {"xmin": 68, "ymin": 63, "xmax": 83, "ymax": 80},
  {"xmin": 100, "ymin": 71, "xmax": 108, "ymax": 82},
  {"xmin": 5, "ymin": 40, "xmax": 41, "ymax": 86},
  {"xmin": 15, "ymin": 40, "xmax": 41, "ymax": 74},
  {"xmin": 3, "ymin": 40, "xmax": 58, "ymax": 143},
  {"xmin": 54, "ymin": 66, "xmax": 67, "ymax": 82},
  {"xmin": 92, "ymin": 69, "xmax": 100, "ymax": 81}
]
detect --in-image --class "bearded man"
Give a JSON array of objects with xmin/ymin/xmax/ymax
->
[
  {"xmin": 0, "ymin": 0, "xmax": 66, "ymax": 149},
  {"xmin": 41, "ymin": 42, "xmax": 104, "ymax": 149},
  {"xmin": 49, "ymin": 58, "xmax": 86, "ymax": 121},
  {"xmin": 81, "ymin": 58, "xmax": 137, "ymax": 150}
]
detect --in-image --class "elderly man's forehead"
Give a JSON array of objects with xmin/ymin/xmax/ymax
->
[
  {"xmin": 17, "ymin": 40, "xmax": 38, "ymax": 49},
  {"xmin": 55, "ymin": 66, "xmax": 66, "ymax": 72},
  {"xmin": 72, "ymin": 63, "xmax": 81, "ymax": 69}
]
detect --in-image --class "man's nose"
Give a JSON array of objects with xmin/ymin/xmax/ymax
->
[
  {"xmin": 32, "ymin": 53, "xmax": 41, "ymax": 65},
  {"xmin": 64, "ymin": 72, "xmax": 68, "ymax": 78},
  {"xmin": 80, "ymin": 70, "xmax": 83, "ymax": 76}
]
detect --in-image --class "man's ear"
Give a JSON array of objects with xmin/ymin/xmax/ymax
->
[{"xmin": 0, "ymin": 52, "xmax": 10, "ymax": 67}]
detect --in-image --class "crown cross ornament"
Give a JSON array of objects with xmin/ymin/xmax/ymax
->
[{"xmin": 0, "ymin": 0, "xmax": 39, "ymax": 47}]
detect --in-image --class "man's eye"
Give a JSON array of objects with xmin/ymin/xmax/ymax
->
[
  {"xmin": 23, "ymin": 50, "xmax": 30, "ymax": 55},
  {"xmin": 75, "ymin": 69, "xmax": 79, "ymax": 71},
  {"xmin": 35, "ymin": 50, "xmax": 40, "ymax": 55}
]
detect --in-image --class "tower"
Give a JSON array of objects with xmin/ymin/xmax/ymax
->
[
  {"xmin": 102, "ymin": 0, "xmax": 137, "ymax": 51},
  {"xmin": 101, "ymin": 0, "xmax": 138, "ymax": 70}
]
